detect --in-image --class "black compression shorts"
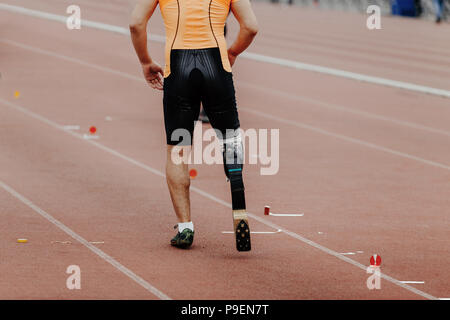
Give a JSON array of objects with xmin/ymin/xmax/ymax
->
[{"xmin": 163, "ymin": 47, "xmax": 240, "ymax": 146}]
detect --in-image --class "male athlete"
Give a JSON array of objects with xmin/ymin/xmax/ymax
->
[{"xmin": 130, "ymin": 0, "xmax": 258, "ymax": 251}]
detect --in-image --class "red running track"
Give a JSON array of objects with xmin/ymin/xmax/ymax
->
[{"xmin": 0, "ymin": 0, "xmax": 449, "ymax": 299}]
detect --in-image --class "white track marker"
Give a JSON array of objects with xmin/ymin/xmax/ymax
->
[
  {"xmin": 340, "ymin": 251, "xmax": 364, "ymax": 255},
  {"xmin": 0, "ymin": 180, "xmax": 170, "ymax": 300},
  {"xmin": 1, "ymin": 3, "xmax": 450, "ymax": 99},
  {"xmin": 83, "ymin": 134, "xmax": 99, "ymax": 140},
  {"xmin": 400, "ymin": 281, "xmax": 425, "ymax": 284},
  {"xmin": 439, "ymin": 298, "xmax": 450, "ymax": 300},
  {"xmin": 222, "ymin": 229, "xmax": 282, "ymax": 234},
  {"xmin": 63, "ymin": 125, "xmax": 80, "ymax": 130},
  {"xmin": 269, "ymin": 213, "xmax": 304, "ymax": 217},
  {"xmin": 318, "ymin": 232, "xmax": 324, "ymax": 234},
  {"xmin": 105, "ymin": 116, "xmax": 112, "ymax": 121},
  {"xmin": 51, "ymin": 240, "xmax": 104, "ymax": 244},
  {"xmin": 264, "ymin": 206, "xmax": 304, "ymax": 217}
]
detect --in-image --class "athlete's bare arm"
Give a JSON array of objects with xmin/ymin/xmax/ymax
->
[
  {"xmin": 228, "ymin": 0, "xmax": 259, "ymax": 66},
  {"xmin": 130, "ymin": 0, "xmax": 164, "ymax": 90}
]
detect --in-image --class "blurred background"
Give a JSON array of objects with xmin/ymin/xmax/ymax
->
[{"xmin": 261, "ymin": 0, "xmax": 448, "ymax": 22}]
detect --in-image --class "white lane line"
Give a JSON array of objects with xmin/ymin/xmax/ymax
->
[
  {"xmin": 0, "ymin": 39, "xmax": 143, "ymax": 82},
  {"xmin": 241, "ymin": 52, "xmax": 450, "ymax": 99},
  {"xmin": 240, "ymin": 107, "xmax": 450, "ymax": 172},
  {"xmin": 0, "ymin": 180, "xmax": 171, "ymax": 300},
  {"xmin": 5, "ymin": 37, "xmax": 450, "ymax": 143},
  {"xmin": 2, "ymin": 38, "xmax": 449, "ymax": 174},
  {"xmin": 400, "ymin": 281, "xmax": 425, "ymax": 284},
  {"xmin": 439, "ymin": 298, "xmax": 450, "ymax": 300},
  {"xmin": 238, "ymin": 81, "xmax": 450, "ymax": 139},
  {"xmin": 222, "ymin": 230, "xmax": 282, "ymax": 234},
  {"xmin": 0, "ymin": 98, "xmax": 437, "ymax": 300},
  {"xmin": 1, "ymin": 3, "xmax": 450, "ymax": 99},
  {"xmin": 267, "ymin": 35, "xmax": 450, "ymax": 74},
  {"xmin": 0, "ymin": 3, "xmax": 165, "ymax": 43}
]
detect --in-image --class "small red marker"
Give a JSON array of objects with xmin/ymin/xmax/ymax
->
[
  {"xmin": 370, "ymin": 254, "xmax": 382, "ymax": 266},
  {"xmin": 89, "ymin": 126, "xmax": 97, "ymax": 135},
  {"xmin": 264, "ymin": 206, "xmax": 270, "ymax": 216},
  {"xmin": 189, "ymin": 169, "xmax": 197, "ymax": 179}
]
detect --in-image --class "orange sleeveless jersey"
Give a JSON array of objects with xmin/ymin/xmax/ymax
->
[{"xmin": 158, "ymin": 0, "xmax": 240, "ymax": 77}]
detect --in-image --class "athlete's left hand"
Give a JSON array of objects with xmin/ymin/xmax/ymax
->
[
  {"xmin": 142, "ymin": 61, "xmax": 164, "ymax": 90},
  {"xmin": 228, "ymin": 50, "xmax": 238, "ymax": 67}
]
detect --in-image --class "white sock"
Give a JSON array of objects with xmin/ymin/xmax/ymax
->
[{"xmin": 178, "ymin": 221, "xmax": 194, "ymax": 233}]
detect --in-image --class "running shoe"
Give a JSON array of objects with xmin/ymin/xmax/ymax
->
[{"xmin": 170, "ymin": 227, "xmax": 194, "ymax": 249}]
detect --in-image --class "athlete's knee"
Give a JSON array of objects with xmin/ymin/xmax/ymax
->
[
  {"xmin": 166, "ymin": 145, "xmax": 190, "ymax": 186},
  {"xmin": 167, "ymin": 173, "xmax": 190, "ymax": 191},
  {"xmin": 166, "ymin": 162, "xmax": 190, "ymax": 189}
]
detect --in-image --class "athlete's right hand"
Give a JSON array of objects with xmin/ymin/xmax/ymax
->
[{"xmin": 142, "ymin": 62, "xmax": 164, "ymax": 90}]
